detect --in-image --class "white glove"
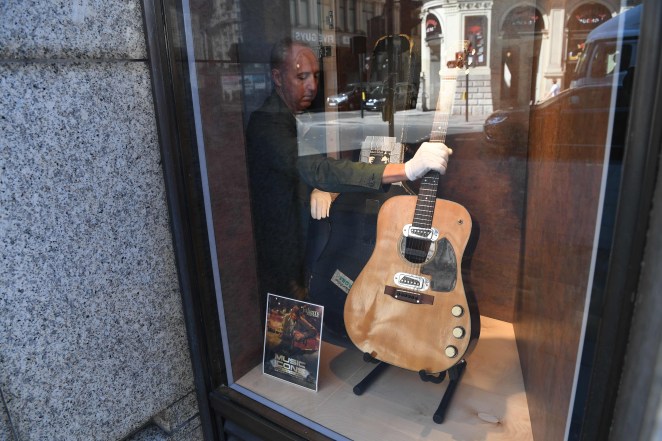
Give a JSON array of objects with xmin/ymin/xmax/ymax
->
[
  {"xmin": 310, "ymin": 189, "xmax": 337, "ymax": 220},
  {"xmin": 404, "ymin": 142, "xmax": 453, "ymax": 181}
]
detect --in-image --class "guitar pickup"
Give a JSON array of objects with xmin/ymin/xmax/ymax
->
[
  {"xmin": 403, "ymin": 224, "xmax": 439, "ymax": 241},
  {"xmin": 394, "ymin": 272, "xmax": 430, "ymax": 291},
  {"xmin": 384, "ymin": 286, "xmax": 434, "ymax": 305}
]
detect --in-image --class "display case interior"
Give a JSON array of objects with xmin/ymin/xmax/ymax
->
[{"xmin": 236, "ymin": 316, "xmax": 532, "ymax": 440}]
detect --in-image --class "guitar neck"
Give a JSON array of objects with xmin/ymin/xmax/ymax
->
[
  {"xmin": 413, "ymin": 73, "xmax": 458, "ymax": 228},
  {"xmin": 413, "ymin": 172, "xmax": 441, "ymax": 229}
]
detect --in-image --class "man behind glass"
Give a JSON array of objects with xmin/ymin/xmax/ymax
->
[{"xmin": 246, "ymin": 37, "xmax": 452, "ymax": 300}]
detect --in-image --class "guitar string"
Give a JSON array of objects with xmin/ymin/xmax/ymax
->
[
  {"xmin": 408, "ymin": 67, "xmax": 458, "ymax": 280},
  {"xmin": 398, "ymin": 37, "xmax": 414, "ymax": 172}
]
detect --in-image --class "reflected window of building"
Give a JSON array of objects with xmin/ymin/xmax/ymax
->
[
  {"xmin": 501, "ymin": 5, "xmax": 543, "ymax": 37},
  {"xmin": 425, "ymin": 13, "xmax": 441, "ymax": 41},
  {"xmin": 298, "ymin": 0, "xmax": 309, "ymax": 27},
  {"xmin": 499, "ymin": 5, "xmax": 544, "ymax": 105},
  {"xmin": 566, "ymin": 3, "xmax": 613, "ymax": 85},
  {"xmin": 348, "ymin": 2, "xmax": 356, "ymax": 33},
  {"xmin": 339, "ymin": 1, "xmax": 346, "ymax": 31},
  {"xmin": 464, "ymin": 16, "xmax": 487, "ymax": 67}
]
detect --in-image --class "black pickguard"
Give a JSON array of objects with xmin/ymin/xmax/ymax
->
[{"xmin": 421, "ymin": 237, "xmax": 457, "ymax": 292}]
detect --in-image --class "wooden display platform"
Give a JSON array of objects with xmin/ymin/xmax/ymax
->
[{"xmin": 235, "ymin": 316, "xmax": 533, "ymax": 440}]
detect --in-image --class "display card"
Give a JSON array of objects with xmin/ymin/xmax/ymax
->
[{"xmin": 262, "ymin": 293, "xmax": 324, "ymax": 391}]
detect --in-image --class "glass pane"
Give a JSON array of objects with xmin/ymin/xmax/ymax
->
[{"xmin": 172, "ymin": 0, "xmax": 641, "ymax": 439}]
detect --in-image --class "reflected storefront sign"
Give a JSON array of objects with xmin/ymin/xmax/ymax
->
[
  {"xmin": 293, "ymin": 28, "xmax": 352, "ymax": 47},
  {"xmin": 425, "ymin": 13, "xmax": 441, "ymax": 40}
]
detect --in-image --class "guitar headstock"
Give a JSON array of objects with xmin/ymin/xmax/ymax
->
[{"xmin": 431, "ymin": 41, "xmax": 468, "ymax": 141}]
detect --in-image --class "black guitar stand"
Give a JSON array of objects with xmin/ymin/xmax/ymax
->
[{"xmin": 352, "ymin": 353, "xmax": 467, "ymax": 424}]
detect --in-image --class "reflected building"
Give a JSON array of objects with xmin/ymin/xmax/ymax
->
[
  {"xmin": 194, "ymin": 0, "xmax": 639, "ymax": 117},
  {"xmin": 288, "ymin": 0, "xmax": 391, "ymax": 99},
  {"xmin": 287, "ymin": 0, "xmax": 422, "ymax": 104},
  {"xmin": 420, "ymin": 0, "xmax": 637, "ymax": 115}
]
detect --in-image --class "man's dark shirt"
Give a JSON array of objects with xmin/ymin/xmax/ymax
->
[{"xmin": 246, "ymin": 92, "xmax": 388, "ymax": 298}]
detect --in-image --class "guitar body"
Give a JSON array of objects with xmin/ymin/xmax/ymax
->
[
  {"xmin": 344, "ymin": 195, "xmax": 479, "ymax": 374},
  {"xmin": 308, "ymin": 185, "xmax": 409, "ymax": 340}
]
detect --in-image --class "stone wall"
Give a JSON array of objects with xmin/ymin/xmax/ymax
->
[
  {"xmin": 454, "ymin": 74, "xmax": 494, "ymax": 116},
  {"xmin": 0, "ymin": 1, "xmax": 201, "ymax": 439}
]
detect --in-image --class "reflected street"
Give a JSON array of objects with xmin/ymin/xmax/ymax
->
[{"xmin": 299, "ymin": 108, "xmax": 486, "ymax": 154}]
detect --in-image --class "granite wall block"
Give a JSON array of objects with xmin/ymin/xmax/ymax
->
[
  {"xmin": 0, "ymin": 0, "xmax": 146, "ymax": 60},
  {"xmin": 1, "ymin": 1, "xmax": 201, "ymax": 439},
  {"xmin": 0, "ymin": 59, "xmax": 196, "ymax": 440}
]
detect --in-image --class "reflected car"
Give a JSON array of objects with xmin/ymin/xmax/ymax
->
[
  {"xmin": 364, "ymin": 85, "xmax": 386, "ymax": 111},
  {"xmin": 485, "ymin": 5, "xmax": 639, "ymax": 150},
  {"xmin": 483, "ymin": 106, "xmax": 530, "ymax": 147},
  {"xmin": 364, "ymin": 83, "xmax": 418, "ymax": 112},
  {"xmin": 326, "ymin": 84, "xmax": 363, "ymax": 111},
  {"xmin": 484, "ymin": 83, "xmax": 631, "ymax": 152}
]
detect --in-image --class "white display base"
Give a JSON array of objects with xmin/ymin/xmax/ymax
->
[{"xmin": 236, "ymin": 316, "xmax": 533, "ymax": 440}]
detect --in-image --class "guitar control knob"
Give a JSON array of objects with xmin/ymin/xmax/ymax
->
[
  {"xmin": 451, "ymin": 305, "xmax": 464, "ymax": 317},
  {"xmin": 452, "ymin": 326, "xmax": 466, "ymax": 339},
  {"xmin": 445, "ymin": 345, "xmax": 458, "ymax": 358}
]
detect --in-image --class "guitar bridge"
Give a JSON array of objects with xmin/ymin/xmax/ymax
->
[{"xmin": 384, "ymin": 286, "xmax": 434, "ymax": 305}]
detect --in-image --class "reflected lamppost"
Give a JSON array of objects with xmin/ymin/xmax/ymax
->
[
  {"xmin": 450, "ymin": 44, "xmax": 474, "ymax": 122},
  {"xmin": 465, "ymin": 44, "xmax": 475, "ymax": 122}
]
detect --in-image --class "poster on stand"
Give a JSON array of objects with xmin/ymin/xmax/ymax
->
[{"xmin": 262, "ymin": 294, "xmax": 324, "ymax": 391}]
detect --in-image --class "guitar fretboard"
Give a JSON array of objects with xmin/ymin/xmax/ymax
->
[
  {"xmin": 413, "ymin": 73, "xmax": 458, "ymax": 229},
  {"xmin": 429, "ymin": 74, "xmax": 456, "ymax": 143}
]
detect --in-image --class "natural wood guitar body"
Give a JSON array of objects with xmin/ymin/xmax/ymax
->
[{"xmin": 344, "ymin": 195, "xmax": 479, "ymax": 374}]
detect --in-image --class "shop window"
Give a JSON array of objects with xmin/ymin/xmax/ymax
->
[
  {"xmin": 499, "ymin": 5, "xmax": 544, "ymax": 106},
  {"xmin": 565, "ymin": 3, "xmax": 613, "ymax": 86},
  {"xmin": 348, "ymin": 2, "xmax": 356, "ymax": 33},
  {"xmin": 298, "ymin": 0, "xmax": 309, "ymax": 27},
  {"xmin": 464, "ymin": 15, "xmax": 487, "ymax": 66},
  {"xmin": 154, "ymin": 1, "xmax": 644, "ymax": 440},
  {"xmin": 425, "ymin": 13, "xmax": 442, "ymax": 41},
  {"xmin": 501, "ymin": 5, "xmax": 543, "ymax": 36}
]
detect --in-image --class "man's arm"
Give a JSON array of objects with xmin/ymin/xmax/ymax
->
[
  {"xmin": 307, "ymin": 142, "xmax": 453, "ymax": 219},
  {"xmin": 299, "ymin": 141, "xmax": 453, "ymax": 192},
  {"xmin": 381, "ymin": 163, "xmax": 408, "ymax": 183}
]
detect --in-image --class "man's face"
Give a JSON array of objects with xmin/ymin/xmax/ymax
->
[{"xmin": 273, "ymin": 45, "xmax": 320, "ymax": 113}]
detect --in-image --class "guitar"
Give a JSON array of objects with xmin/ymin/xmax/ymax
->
[
  {"xmin": 343, "ymin": 47, "xmax": 480, "ymax": 374},
  {"xmin": 308, "ymin": 137, "xmax": 410, "ymax": 341}
]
